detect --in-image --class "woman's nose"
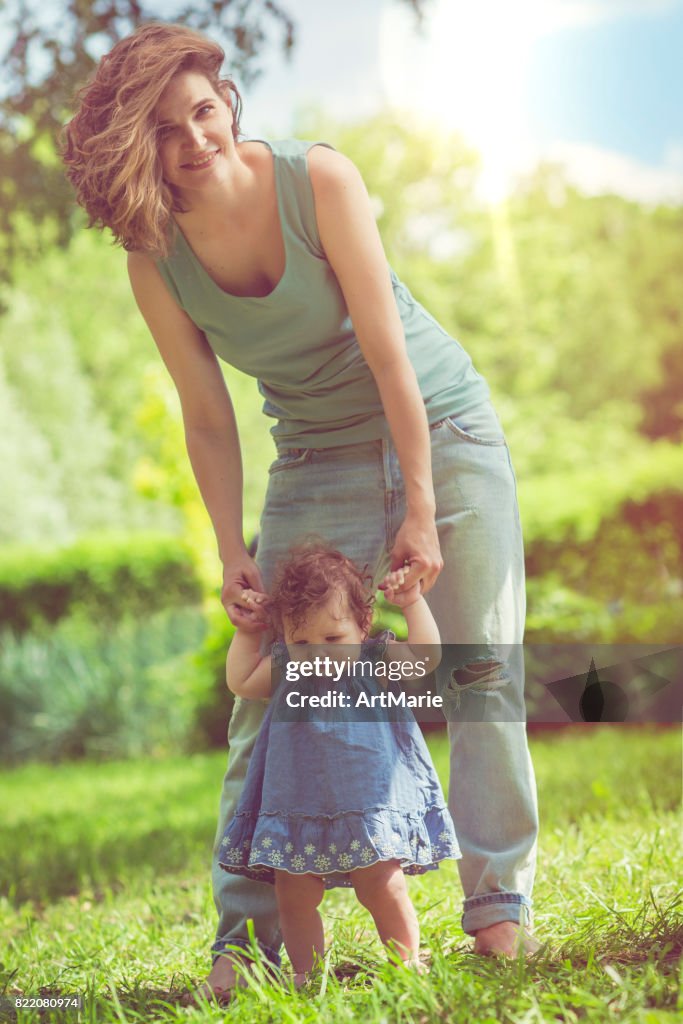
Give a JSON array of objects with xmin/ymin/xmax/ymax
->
[{"xmin": 182, "ymin": 122, "xmax": 206, "ymax": 148}]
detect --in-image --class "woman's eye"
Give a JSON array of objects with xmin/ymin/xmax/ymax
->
[
  {"xmin": 198, "ymin": 105, "xmax": 214, "ymax": 116},
  {"xmin": 325, "ymin": 636, "xmax": 340, "ymax": 643},
  {"xmin": 157, "ymin": 124, "xmax": 173, "ymax": 137}
]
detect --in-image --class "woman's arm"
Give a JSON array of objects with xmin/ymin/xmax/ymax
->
[
  {"xmin": 307, "ymin": 147, "xmax": 443, "ymax": 593},
  {"xmin": 127, "ymin": 252, "xmax": 268, "ymax": 628},
  {"xmin": 226, "ymin": 628, "xmax": 273, "ymax": 699}
]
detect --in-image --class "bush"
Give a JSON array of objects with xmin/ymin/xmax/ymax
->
[
  {"xmin": 519, "ymin": 442, "xmax": 683, "ymax": 545},
  {"xmin": 0, "ymin": 532, "xmax": 202, "ymax": 633},
  {"xmin": 525, "ymin": 491, "xmax": 683, "ymax": 643},
  {"xmin": 0, "ymin": 607, "xmax": 207, "ymax": 764}
]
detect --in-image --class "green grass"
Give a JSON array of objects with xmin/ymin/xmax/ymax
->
[{"xmin": 1, "ymin": 728, "xmax": 681, "ymax": 1023}]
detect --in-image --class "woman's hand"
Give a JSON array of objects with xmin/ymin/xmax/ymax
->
[
  {"xmin": 382, "ymin": 513, "xmax": 443, "ymax": 597},
  {"xmin": 221, "ymin": 551, "xmax": 270, "ymax": 631}
]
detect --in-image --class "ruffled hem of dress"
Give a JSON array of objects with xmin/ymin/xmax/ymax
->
[{"xmin": 218, "ymin": 804, "xmax": 460, "ymax": 888}]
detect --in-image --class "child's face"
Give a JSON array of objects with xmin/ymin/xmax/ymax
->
[{"xmin": 283, "ymin": 590, "xmax": 366, "ymax": 656}]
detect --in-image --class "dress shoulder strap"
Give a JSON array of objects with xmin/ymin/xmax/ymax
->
[{"xmin": 362, "ymin": 630, "xmax": 396, "ymax": 661}]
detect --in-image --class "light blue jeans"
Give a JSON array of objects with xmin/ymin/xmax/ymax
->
[{"xmin": 211, "ymin": 399, "xmax": 538, "ymax": 964}]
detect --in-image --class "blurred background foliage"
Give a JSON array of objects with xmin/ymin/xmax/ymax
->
[{"xmin": 1, "ymin": 10, "xmax": 681, "ymax": 764}]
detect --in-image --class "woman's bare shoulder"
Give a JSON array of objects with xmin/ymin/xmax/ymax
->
[
  {"xmin": 306, "ymin": 144, "xmax": 364, "ymax": 192},
  {"xmin": 126, "ymin": 249, "xmax": 175, "ymax": 302},
  {"xmin": 127, "ymin": 249, "xmax": 158, "ymax": 276},
  {"xmin": 126, "ymin": 248, "xmax": 194, "ymax": 331}
]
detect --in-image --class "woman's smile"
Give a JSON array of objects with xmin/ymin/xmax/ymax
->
[{"xmin": 181, "ymin": 149, "xmax": 220, "ymax": 170}]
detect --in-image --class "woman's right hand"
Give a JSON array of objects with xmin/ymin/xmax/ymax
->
[{"xmin": 221, "ymin": 550, "xmax": 270, "ymax": 631}]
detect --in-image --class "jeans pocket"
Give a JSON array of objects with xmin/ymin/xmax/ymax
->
[
  {"xmin": 268, "ymin": 448, "xmax": 313, "ymax": 474},
  {"xmin": 444, "ymin": 416, "xmax": 506, "ymax": 446}
]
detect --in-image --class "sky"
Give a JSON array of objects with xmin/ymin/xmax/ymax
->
[{"xmin": 241, "ymin": 0, "xmax": 683, "ymax": 203}]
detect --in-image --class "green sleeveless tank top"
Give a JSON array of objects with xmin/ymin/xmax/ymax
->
[{"xmin": 156, "ymin": 138, "xmax": 489, "ymax": 448}]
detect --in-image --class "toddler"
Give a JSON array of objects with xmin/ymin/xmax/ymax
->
[{"xmin": 218, "ymin": 541, "xmax": 459, "ymax": 983}]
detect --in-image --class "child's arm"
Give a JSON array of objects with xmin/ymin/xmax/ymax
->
[
  {"xmin": 226, "ymin": 627, "xmax": 273, "ymax": 700},
  {"xmin": 381, "ymin": 569, "xmax": 442, "ymax": 673}
]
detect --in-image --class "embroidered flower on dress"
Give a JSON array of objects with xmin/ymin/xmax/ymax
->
[
  {"xmin": 304, "ymin": 843, "xmax": 316, "ymax": 855},
  {"xmin": 328, "ymin": 843, "xmax": 337, "ymax": 854},
  {"xmin": 350, "ymin": 840, "xmax": 360, "ymax": 851},
  {"xmin": 438, "ymin": 830, "xmax": 452, "ymax": 843},
  {"xmin": 291, "ymin": 854, "xmax": 306, "ymax": 870},
  {"xmin": 360, "ymin": 847, "xmax": 373, "ymax": 863},
  {"xmin": 270, "ymin": 851, "xmax": 284, "ymax": 866},
  {"xmin": 220, "ymin": 837, "xmax": 230, "ymax": 847},
  {"xmin": 243, "ymin": 839, "xmax": 251, "ymax": 849},
  {"xmin": 314, "ymin": 854, "xmax": 331, "ymax": 871},
  {"xmin": 285, "ymin": 842, "xmax": 294, "ymax": 853},
  {"xmin": 224, "ymin": 848, "xmax": 242, "ymax": 864},
  {"xmin": 338, "ymin": 853, "xmax": 353, "ymax": 869},
  {"xmin": 262, "ymin": 837, "xmax": 273, "ymax": 848},
  {"xmin": 250, "ymin": 846, "xmax": 260, "ymax": 860}
]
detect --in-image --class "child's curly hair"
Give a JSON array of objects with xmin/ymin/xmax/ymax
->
[{"xmin": 269, "ymin": 540, "xmax": 374, "ymax": 636}]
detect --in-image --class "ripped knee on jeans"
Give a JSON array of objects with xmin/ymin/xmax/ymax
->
[
  {"xmin": 440, "ymin": 647, "xmax": 517, "ymax": 713},
  {"xmin": 452, "ymin": 659, "xmax": 509, "ymax": 688}
]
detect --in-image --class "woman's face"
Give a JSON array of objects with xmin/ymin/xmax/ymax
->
[{"xmin": 155, "ymin": 70, "xmax": 234, "ymax": 196}]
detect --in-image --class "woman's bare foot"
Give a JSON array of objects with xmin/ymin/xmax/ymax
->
[{"xmin": 473, "ymin": 921, "xmax": 542, "ymax": 958}]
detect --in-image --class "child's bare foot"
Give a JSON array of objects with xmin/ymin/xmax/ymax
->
[
  {"xmin": 182, "ymin": 954, "xmax": 259, "ymax": 1006},
  {"xmin": 404, "ymin": 956, "xmax": 429, "ymax": 974},
  {"xmin": 473, "ymin": 921, "xmax": 542, "ymax": 958}
]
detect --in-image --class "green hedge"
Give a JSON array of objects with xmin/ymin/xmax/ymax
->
[
  {"xmin": 524, "ymin": 490, "xmax": 683, "ymax": 643},
  {"xmin": 519, "ymin": 441, "xmax": 683, "ymax": 544},
  {"xmin": 0, "ymin": 532, "xmax": 202, "ymax": 632}
]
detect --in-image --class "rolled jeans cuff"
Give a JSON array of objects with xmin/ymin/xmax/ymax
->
[
  {"xmin": 461, "ymin": 893, "xmax": 532, "ymax": 936},
  {"xmin": 211, "ymin": 936, "xmax": 281, "ymax": 970}
]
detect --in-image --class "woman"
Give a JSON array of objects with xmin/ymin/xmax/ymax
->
[{"xmin": 62, "ymin": 21, "xmax": 539, "ymax": 997}]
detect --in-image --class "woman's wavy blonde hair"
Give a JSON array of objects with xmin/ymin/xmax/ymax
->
[{"xmin": 61, "ymin": 22, "xmax": 243, "ymax": 258}]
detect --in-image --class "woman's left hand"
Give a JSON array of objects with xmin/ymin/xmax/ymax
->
[{"xmin": 382, "ymin": 513, "xmax": 443, "ymax": 597}]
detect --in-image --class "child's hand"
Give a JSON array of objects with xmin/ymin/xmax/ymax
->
[
  {"xmin": 381, "ymin": 567, "xmax": 422, "ymax": 609},
  {"xmin": 237, "ymin": 588, "xmax": 272, "ymax": 631}
]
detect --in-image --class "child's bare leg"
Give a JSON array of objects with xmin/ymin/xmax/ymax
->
[
  {"xmin": 274, "ymin": 871, "xmax": 325, "ymax": 983},
  {"xmin": 352, "ymin": 859, "xmax": 421, "ymax": 967}
]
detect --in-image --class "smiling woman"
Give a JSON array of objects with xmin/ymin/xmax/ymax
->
[{"xmin": 61, "ymin": 19, "xmax": 539, "ymax": 1001}]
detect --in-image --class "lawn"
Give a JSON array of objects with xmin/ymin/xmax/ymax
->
[{"xmin": 1, "ymin": 727, "xmax": 681, "ymax": 1023}]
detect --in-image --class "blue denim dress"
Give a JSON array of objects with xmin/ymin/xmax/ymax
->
[{"xmin": 218, "ymin": 632, "xmax": 460, "ymax": 888}]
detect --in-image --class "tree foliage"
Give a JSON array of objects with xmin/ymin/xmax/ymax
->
[{"xmin": 297, "ymin": 111, "xmax": 683, "ymax": 450}]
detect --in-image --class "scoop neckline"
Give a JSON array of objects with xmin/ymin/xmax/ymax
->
[{"xmin": 172, "ymin": 139, "xmax": 289, "ymax": 302}]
